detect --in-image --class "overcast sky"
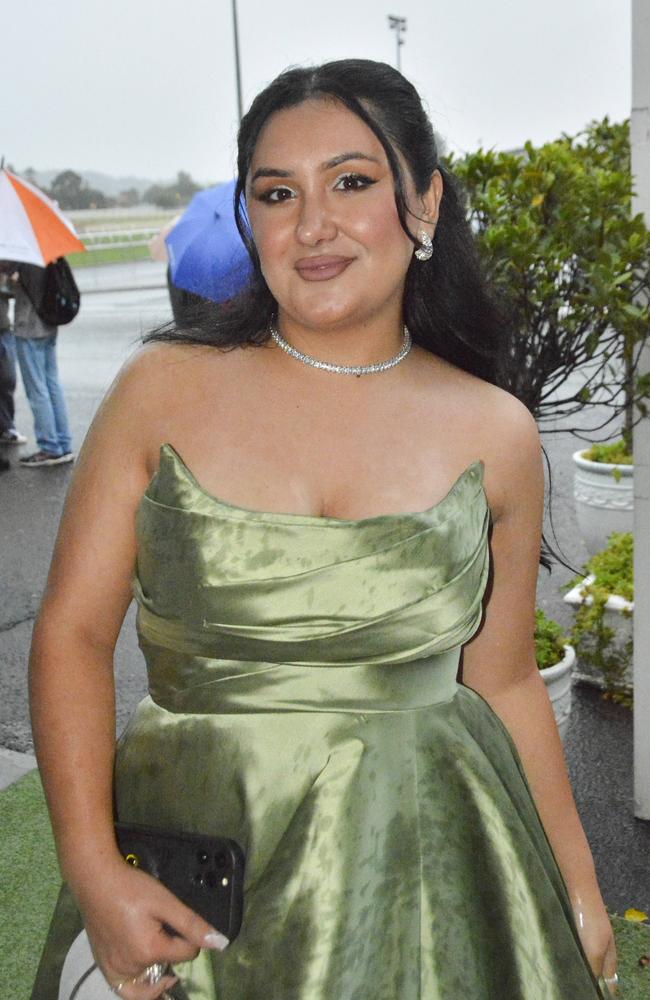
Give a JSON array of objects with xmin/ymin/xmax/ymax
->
[{"xmin": 4, "ymin": 0, "xmax": 631, "ymax": 184}]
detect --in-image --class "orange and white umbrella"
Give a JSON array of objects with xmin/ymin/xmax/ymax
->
[{"xmin": 0, "ymin": 167, "xmax": 85, "ymax": 266}]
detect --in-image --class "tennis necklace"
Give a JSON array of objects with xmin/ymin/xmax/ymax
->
[{"xmin": 269, "ymin": 323, "xmax": 412, "ymax": 377}]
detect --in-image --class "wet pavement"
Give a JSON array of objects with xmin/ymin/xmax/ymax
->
[
  {"xmin": 74, "ymin": 259, "xmax": 167, "ymax": 295},
  {"xmin": 565, "ymin": 686, "xmax": 650, "ymax": 915},
  {"xmin": 1, "ymin": 264, "xmax": 648, "ymax": 915}
]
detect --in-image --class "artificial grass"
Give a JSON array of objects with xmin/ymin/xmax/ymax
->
[
  {"xmin": 0, "ymin": 770, "xmax": 60, "ymax": 999},
  {"xmin": 2, "ymin": 772, "xmax": 649, "ymax": 999},
  {"xmin": 67, "ymin": 244, "xmax": 151, "ymax": 269},
  {"xmin": 608, "ymin": 916, "xmax": 650, "ymax": 999}
]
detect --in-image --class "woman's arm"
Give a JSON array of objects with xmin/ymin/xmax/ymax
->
[
  {"xmin": 29, "ymin": 348, "xmax": 227, "ymax": 993},
  {"xmin": 461, "ymin": 396, "xmax": 617, "ymax": 987}
]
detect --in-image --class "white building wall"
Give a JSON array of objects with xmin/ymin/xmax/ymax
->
[{"xmin": 632, "ymin": 0, "xmax": 650, "ymax": 818}]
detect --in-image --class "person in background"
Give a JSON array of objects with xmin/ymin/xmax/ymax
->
[
  {"xmin": 0, "ymin": 266, "xmax": 27, "ymax": 448},
  {"xmin": 12, "ymin": 267, "xmax": 74, "ymax": 467}
]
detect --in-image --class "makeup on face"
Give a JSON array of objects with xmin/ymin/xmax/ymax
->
[
  {"xmin": 244, "ymin": 100, "xmax": 420, "ymax": 332},
  {"xmin": 293, "ymin": 255, "xmax": 355, "ymax": 282}
]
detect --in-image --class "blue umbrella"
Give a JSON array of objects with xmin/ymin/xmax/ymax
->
[{"xmin": 166, "ymin": 179, "xmax": 253, "ymax": 303}]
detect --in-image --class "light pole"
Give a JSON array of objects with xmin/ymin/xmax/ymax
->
[
  {"xmin": 231, "ymin": 0, "xmax": 244, "ymax": 124},
  {"xmin": 388, "ymin": 15, "xmax": 407, "ymax": 72}
]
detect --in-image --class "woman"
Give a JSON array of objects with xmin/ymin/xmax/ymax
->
[{"xmin": 31, "ymin": 60, "xmax": 617, "ymax": 999}]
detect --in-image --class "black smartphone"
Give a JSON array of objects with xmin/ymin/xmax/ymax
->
[{"xmin": 115, "ymin": 822, "xmax": 245, "ymax": 942}]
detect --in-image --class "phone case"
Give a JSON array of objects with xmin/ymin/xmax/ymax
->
[{"xmin": 115, "ymin": 822, "xmax": 245, "ymax": 941}]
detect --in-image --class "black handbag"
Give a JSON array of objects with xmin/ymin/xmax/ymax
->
[{"xmin": 115, "ymin": 822, "xmax": 245, "ymax": 942}]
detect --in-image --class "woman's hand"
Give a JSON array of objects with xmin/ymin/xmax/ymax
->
[
  {"xmin": 571, "ymin": 889, "xmax": 618, "ymax": 995},
  {"xmin": 73, "ymin": 854, "xmax": 229, "ymax": 998}
]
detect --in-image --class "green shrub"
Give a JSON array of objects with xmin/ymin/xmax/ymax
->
[
  {"xmin": 569, "ymin": 531, "xmax": 634, "ymax": 601},
  {"xmin": 565, "ymin": 532, "xmax": 634, "ymax": 698},
  {"xmin": 451, "ymin": 119, "xmax": 650, "ymax": 449},
  {"xmin": 580, "ymin": 438, "xmax": 633, "ymax": 465},
  {"xmin": 534, "ymin": 608, "xmax": 569, "ymax": 670}
]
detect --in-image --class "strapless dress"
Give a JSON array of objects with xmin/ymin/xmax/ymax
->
[{"xmin": 32, "ymin": 443, "xmax": 604, "ymax": 999}]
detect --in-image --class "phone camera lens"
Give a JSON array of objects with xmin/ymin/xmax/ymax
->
[
  {"xmin": 215, "ymin": 852, "xmax": 228, "ymax": 869},
  {"xmin": 197, "ymin": 850, "xmax": 209, "ymax": 864}
]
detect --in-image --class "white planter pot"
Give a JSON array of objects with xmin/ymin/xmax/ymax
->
[
  {"xmin": 563, "ymin": 574, "xmax": 634, "ymax": 689},
  {"xmin": 540, "ymin": 644, "xmax": 574, "ymax": 742},
  {"xmin": 572, "ymin": 449, "xmax": 634, "ymax": 556}
]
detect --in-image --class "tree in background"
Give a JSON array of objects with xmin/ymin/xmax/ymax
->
[
  {"xmin": 451, "ymin": 119, "xmax": 650, "ymax": 451},
  {"xmin": 117, "ymin": 188, "xmax": 141, "ymax": 208},
  {"xmin": 143, "ymin": 170, "xmax": 202, "ymax": 208},
  {"xmin": 48, "ymin": 170, "xmax": 115, "ymax": 210}
]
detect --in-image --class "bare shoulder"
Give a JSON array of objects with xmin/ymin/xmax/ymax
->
[
  {"xmin": 417, "ymin": 350, "xmax": 540, "ymax": 450},
  {"xmin": 418, "ymin": 354, "xmax": 542, "ymax": 522},
  {"xmin": 116, "ymin": 338, "xmax": 253, "ymax": 396},
  {"xmin": 111, "ymin": 340, "xmax": 211, "ymax": 397},
  {"xmin": 470, "ymin": 379, "xmax": 543, "ymax": 524},
  {"xmin": 97, "ymin": 340, "xmax": 242, "ymax": 474},
  {"xmin": 472, "ymin": 377, "xmax": 540, "ymax": 454},
  {"xmin": 88, "ymin": 342, "xmax": 193, "ymax": 454}
]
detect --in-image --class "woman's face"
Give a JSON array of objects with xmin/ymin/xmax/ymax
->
[{"xmin": 246, "ymin": 98, "xmax": 441, "ymax": 334}]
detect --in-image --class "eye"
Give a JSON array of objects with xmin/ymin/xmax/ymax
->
[
  {"xmin": 256, "ymin": 186, "xmax": 295, "ymax": 204},
  {"xmin": 334, "ymin": 173, "xmax": 378, "ymax": 192}
]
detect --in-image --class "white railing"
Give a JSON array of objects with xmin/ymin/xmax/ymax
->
[{"xmin": 80, "ymin": 227, "xmax": 161, "ymax": 251}]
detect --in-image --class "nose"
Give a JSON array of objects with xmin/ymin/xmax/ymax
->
[{"xmin": 295, "ymin": 191, "xmax": 337, "ymax": 246}]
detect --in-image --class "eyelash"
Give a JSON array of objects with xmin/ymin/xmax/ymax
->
[
  {"xmin": 255, "ymin": 172, "xmax": 378, "ymax": 204},
  {"xmin": 335, "ymin": 172, "xmax": 378, "ymax": 192}
]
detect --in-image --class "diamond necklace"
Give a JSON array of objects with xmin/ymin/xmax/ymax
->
[{"xmin": 269, "ymin": 323, "xmax": 412, "ymax": 377}]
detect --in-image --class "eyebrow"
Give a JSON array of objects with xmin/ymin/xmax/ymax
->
[{"xmin": 250, "ymin": 151, "xmax": 381, "ymax": 183}]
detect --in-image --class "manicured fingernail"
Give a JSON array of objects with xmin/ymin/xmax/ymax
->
[{"xmin": 204, "ymin": 931, "xmax": 230, "ymax": 950}]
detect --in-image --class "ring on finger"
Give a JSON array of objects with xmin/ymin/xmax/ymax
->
[
  {"xmin": 137, "ymin": 962, "xmax": 172, "ymax": 985},
  {"xmin": 110, "ymin": 962, "xmax": 171, "ymax": 994}
]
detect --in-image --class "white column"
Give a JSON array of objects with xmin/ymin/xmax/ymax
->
[{"xmin": 632, "ymin": 0, "xmax": 650, "ymax": 818}]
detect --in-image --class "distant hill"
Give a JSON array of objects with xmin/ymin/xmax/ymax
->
[{"xmin": 26, "ymin": 169, "xmax": 166, "ymax": 197}]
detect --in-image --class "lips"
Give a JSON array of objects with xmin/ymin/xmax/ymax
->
[{"xmin": 294, "ymin": 255, "xmax": 354, "ymax": 281}]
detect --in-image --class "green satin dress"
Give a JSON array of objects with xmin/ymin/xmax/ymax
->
[{"xmin": 33, "ymin": 443, "xmax": 605, "ymax": 999}]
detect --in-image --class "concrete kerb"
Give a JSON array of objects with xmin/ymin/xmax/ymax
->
[
  {"xmin": 0, "ymin": 746, "xmax": 37, "ymax": 791},
  {"xmin": 80, "ymin": 283, "xmax": 167, "ymax": 296},
  {"xmin": 73, "ymin": 260, "xmax": 168, "ymax": 297}
]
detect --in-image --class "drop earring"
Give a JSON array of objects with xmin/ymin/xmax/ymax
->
[{"xmin": 414, "ymin": 229, "xmax": 433, "ymax": 261}]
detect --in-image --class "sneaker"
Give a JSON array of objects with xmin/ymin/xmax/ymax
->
[
  {"xmin": 0, "ymin": 428, "xmax": 28, "ymax": 445},
  {"xmin": 19, "ymin": 450, "xmax": 75, "ymax": 468}
]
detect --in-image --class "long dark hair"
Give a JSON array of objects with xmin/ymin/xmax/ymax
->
[{"xmin": 146, "ymin": 58, "xmax": 568, "ymax": 571}]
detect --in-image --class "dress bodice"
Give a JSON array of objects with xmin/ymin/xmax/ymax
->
[{"xmin": 132, "ymin": 443, "xmax": 492, "ymax": 713}]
